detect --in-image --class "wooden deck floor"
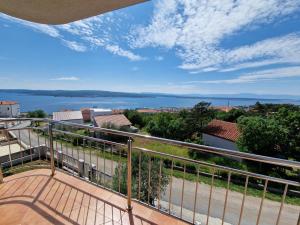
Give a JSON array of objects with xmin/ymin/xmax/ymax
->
[{"xmin": 0, "ymin": 169, "xmax": 188, "ymax": 225}]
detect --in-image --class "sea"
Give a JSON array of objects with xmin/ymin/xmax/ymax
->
[{"xmin": 1, "ymin": 91, "xmax": 300, "ymax": 114}]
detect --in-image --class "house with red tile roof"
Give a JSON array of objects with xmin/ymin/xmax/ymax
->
[
  {"xmin": 202, "ymin": 119, "xmax": 241, "ymax": 151},
  {"xmin": 93, "ymin": 114, "xmax": 132, "ymax": 129},
  {"xmin": 0, "ymin": 101, "xmax": 20, "ymax": 118}
]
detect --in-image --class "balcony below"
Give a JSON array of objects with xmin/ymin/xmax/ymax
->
[{"xmin": 0, "ymin": 169, "xmax": 188, "ymax": 225}]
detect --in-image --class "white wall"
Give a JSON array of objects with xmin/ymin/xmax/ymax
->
[
  {"xmin": 91, "ymin": 109, "xmax": 112, "ymax": 118},
  {"xmin": 0, "ymin": 104, "xmax": 20, "ymax": 118},
  {"xmin": 202, "ymin": 133, "xmax": 238, "ymax": 151}
]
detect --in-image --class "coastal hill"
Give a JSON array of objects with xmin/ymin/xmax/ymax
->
[{"xmin": 0, "ymin": 89, "xmax": 299, "ymax": 100}]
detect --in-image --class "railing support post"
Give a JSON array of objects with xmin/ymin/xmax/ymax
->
[
  {"xmin": 78, "ymin": 159, "xmax": 85, "ymax": 177},
  {"xmin": 127, "ymin": 137, "xmax": 133, "ymax": 210},
  {"xmin": 89, "ymin": 164, "xmax": 96, "ymax": 182},
  {"xmin": 48, "ymin": 123, "xmax": 55, "ymax": 176},
  {"xmin": 57, "ymin": 151, "xmax": 63, "ymax": 168}
]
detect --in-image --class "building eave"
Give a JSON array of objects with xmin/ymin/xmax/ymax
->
[{"xmin": 0, "ymin": 0, "xmax": 147, "ymax": 25}]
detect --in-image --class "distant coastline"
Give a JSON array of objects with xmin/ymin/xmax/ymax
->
[
  {"xmin": 1, "ymin": 89, "xmax": 300, "ymax": 113},
  {"xmin": 1, "ymin": 89, "xmax": 299, "ymax": 101}
]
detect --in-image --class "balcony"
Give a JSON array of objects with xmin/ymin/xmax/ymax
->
[
  {"xmin": 0, "ymin": 118, "xmax": 299, "ymax": 225},
  {"xmin": 0, "ymin": 169, "xmax": 187, "ymax": 225}
]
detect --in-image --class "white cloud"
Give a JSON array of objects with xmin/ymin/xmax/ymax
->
[
  {"xmin": 130, "ymin": 0, "xmax": 300, "ymax": 72},
  {"xmin": 105, "ymin": 44, "xmax": 145, "ymax": 61},
  {"xmin": 51, "ymin": 76, "xmax": 79, "ymax": 81},
  {"xmin": 62, "ymin": 40, "xmax": 87, "ymax": 52},
  {"xmin": 1, "ymin": 13, "xmax": 144, "ymax": 60},
  {"xmin": 0, "ymin": 14, "xmax": 60, "ymax": 37},
  {"xmin": 190, "ymin": 66, "xmax": 300, "ymax": 84}
]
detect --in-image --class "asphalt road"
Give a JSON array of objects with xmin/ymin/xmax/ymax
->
[{"xmin": 10, "ymin": 123, "xmax": 300, "ymax": 225}]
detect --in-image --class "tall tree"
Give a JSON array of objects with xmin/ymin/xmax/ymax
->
[
  {"xmin": 237, "ymin": 116, "xmax": 289, "ymax": 157},
  {"xmin": 186, "ymin": 101, "xmax": 215, "ymax": 135}
]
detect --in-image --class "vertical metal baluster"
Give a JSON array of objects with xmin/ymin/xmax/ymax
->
[
  {"xmin": 83, "ymin": 139, "xmax": 86, "ymax": 163},
  {"xmin": 71, "ymin": 139, "xmax": 74, "ymax": 175},
  {"xmin": 221, "ymin": 172, "xmax": 231, "ymax": 225},
  {"xmin": 127, "ymin": 137, "xmax": 133, "ymax": 210},
  {"xmin": 7, "ymin": 129, "xmax": 13, "ymax": 168},
  {"xmin": 37, "ymin": 132, "xmax": 41, "ymax": 162},
  {"xmin": 65, "ymin": 136, "xmax": 68, "ymax": 158},
  {"xmin": 18, "ymin": 129, "xmax": 23, "ymax": 166},
  {"xmin": 118, "ymin": 146, "xmax": 122, "ymax": 193},
  {"xmin": 168, "ymin": 159, "xmax": 174, "ymax": 214},
  {"xmin": 275, "ymin": 184, "xmax": 288, "ymax": 225},
  {"xmin": 82, "ymin": 138, "xmax": 86, "ymax": 177},
  {"xmin": 0, "ymin": 165, "xmax": 3, "ymax": 184},
  {"xmin": 48, "ymin": 123, "xmax": 55, "ymax": 176},
  {"xmin": 110, "ymin": 145, "xmax": 113, "ymax": 183},
  {"xmin": 180, "ymin": 163, "xmax": 186, "ymax": 219},
  {"xmin": 89, "ymin": 140, "xmax": 92, "ymax": 165},
  {"xmin": 157, "ymin": 159, "xmax": 162, "ymax": 210},
  {"xmin": 193, "ymin": 166, "xmax": 200, "ymax": 224},
  {"xmin": 138, "ymin": 150, "xmax": 142, "ymax": 200},
  {"xmin": 147, "ymin": 155, "xmax": 151, "ymax": 205},
  {"xmin": 44, "ymin": 133, "xmax": 48, "ymax": 161},
  {"xmin": 103, "ymin": 143, "xmax": 106, "ymax": 185},
  {"xmin": 206, "ymin": 168, "xmax": 215, "ymax": 225},
  {"xmin": 256, "ymin": 179, "xmax": 268, "ymax": 225},
  {"xmin": 55, "ymin": 139, "xmax": 58, "ymax": 167},
  {"xmin": 62, "ymin": 141, "xmax": 65, "ymax": 169},
  {"xmin": 28, "ymin": 129, "xmax": 32, "ymax": 162},
  {"xmin": 77, "ymin": 138, "xmax": 80, "ymax": 167},
  {"xmin": 96, "ymin": 142, "xmax": 100, "ymax": 184},
  {"xmin": 238, "ymin": 176, "xmax": 249, "ymax": 225}
]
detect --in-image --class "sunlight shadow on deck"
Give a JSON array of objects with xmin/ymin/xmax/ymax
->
[{"xmin": 0, "ymin": 169, "xmax": 187, "ymax": 225}]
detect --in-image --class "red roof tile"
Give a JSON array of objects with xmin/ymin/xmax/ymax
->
[
  {"xmin": 94, "ymin": 114, "xmax": 131, "ymax": 127},
  {"xmin": 203, "ymin": 119, "xmax": 240, "ymax": 142},
  {"xmin": 137, "ymin": 109, "xmax": 160, "ymax": 113},
  {"xmin": 0, "ymin": 101, "xmax": 18, "ymax": 105}
]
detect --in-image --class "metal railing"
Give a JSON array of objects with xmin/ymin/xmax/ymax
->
[{"xmin": 0, "ymin": 118, "xmax": 299, "ymax": 225}]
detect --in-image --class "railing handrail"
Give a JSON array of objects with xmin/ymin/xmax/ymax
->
[
  {"xmin": 1, "ymin": 118, "xmax": 300, "ymax": 169},
  {"xmin": 134, "ymin": 146, "xmax": 300, "ymax": 187},
  {"xmin": 52, "ymin": 120, "xmax": 300, "ymax": 169}
]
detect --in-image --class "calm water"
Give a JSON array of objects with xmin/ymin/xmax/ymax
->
[{"xmin": 1, "ymin": 92, "xmax": 300, "ymax": 113}]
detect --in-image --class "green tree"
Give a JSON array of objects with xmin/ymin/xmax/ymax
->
[
  {"xmin": 113, "ymin": 153, "xmax": 169, "ymax": 206},
  {"xmin": 124, "ymin": 110, "xmax": 145, "ymax": 128},
  {"xmin": 27, "ymin": 109, "xmax": 47, "ymax": 118},
  {"xmin": 146, "ymin": 113, "xmax": 188, "ymax": 140},
  {"xmin": 217, "ymin": 108, "xmax": 246, "ymax": 122},
  {"xmin": 237, "ymin": 116, "xmax": 289, "ymax": 157},
  {"xmin": 274, "ymin": 107, "xmax": 300, "ymax": 161},
  {"xmin": 186, "ymin": 101, "xmax": 215, "ymax": 135}
]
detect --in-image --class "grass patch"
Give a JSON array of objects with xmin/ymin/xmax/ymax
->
[{"xmin": 133, "ymin": 137, "xmax": 190, "ymax": 158}]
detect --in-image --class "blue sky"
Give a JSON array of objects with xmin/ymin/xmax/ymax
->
[{"xmin": 1, "ymin": 0, "xmax": 300, "ymax": 95}]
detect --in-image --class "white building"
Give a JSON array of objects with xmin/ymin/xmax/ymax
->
[
  {"xmin": 90, "ymin": 108, "xmax": 112, "ymax": 117},
  {"xmin": 53, "ymin": 111, "xmax": 83, "ymax": 124},
  {"xmin": 0, "ymin": 101, "xmax": 20, "ymax": 118},
  {"xmin": 202, "ymin": 119, "xmax": 240, "ymax": 151}
]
